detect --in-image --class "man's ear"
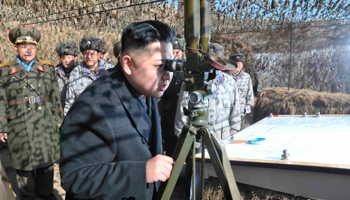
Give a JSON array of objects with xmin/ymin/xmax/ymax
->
[
  {"xmin": 121, "ymin": 55, "xmax": 133, "ymax": 76},
  {"xmin": 14, "ymin": 45, "xmax": 18, "ymax": 52}
]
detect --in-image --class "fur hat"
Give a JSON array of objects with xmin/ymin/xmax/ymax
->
[
  {"xmin": 79, "ymin": 37, "xmax": 103, "ymax": 53},
  {"xmin": 56, "ymin": 41, "xmax": 78, "ymax": 56},
  {"xmin": 173, "ymin": 38, "xmax": 185, "ymax": 52},
  {"xmin": 230, "ymin": 53, "xmax": 246, "ymax": 63},
  {"xmin": 209, "ymin": 43, "xmax": 225, "ymax": 59}
]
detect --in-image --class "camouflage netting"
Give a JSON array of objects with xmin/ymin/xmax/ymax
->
[
  {"xmin": 0, "ymin": 0, "xmax": 350, "ymax": 93},
  {"xmin": 253, "ymin": 87, "xmax": 350, "ymax": 122}
]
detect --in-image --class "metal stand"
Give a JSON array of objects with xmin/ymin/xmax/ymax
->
[{"xmin": 156, "ymin": 107, "xmax": 241, "ymax": 200}]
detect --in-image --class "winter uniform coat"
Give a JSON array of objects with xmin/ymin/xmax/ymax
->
[
  {"xmin": 0, "ymin": 59, "xmax": 62, "ymax": 171},
  {"xmin": 231, "ymin": 70, "xmax": 254, "ymax": 115},
  {"xmin": 174, "ymin": 71, "xmax": 241, "ymax": 139},
  {"xmin": 64, "ymin": 59, "xmax": 113, "ymax": 115},
  {"xmin": 60, "ymin": 65, "xmax": 162, "ymax": 200},
  {"xmin": 55, "ymin": 63, "xmax": 75, "ymax": 109}
]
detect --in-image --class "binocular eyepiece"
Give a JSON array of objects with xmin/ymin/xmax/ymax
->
[{"xmin": 161, "ymin": 59, "xmax": 185, "ymax": 72}]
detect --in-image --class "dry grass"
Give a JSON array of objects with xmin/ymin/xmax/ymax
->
[
  {"xmin": 253, "ymin": 87, "xmax": 350, "ymax": 122},
  {"xmin": 0, "ymin": 21, "xmax": 122, "ymax": 65}
]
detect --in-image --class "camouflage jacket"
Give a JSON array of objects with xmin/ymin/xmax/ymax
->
[
  {"xmin": 174, "ymin": 71, "xmax": 241, "ymax": 139},
  {"xmin": 0, "ymin": 59, "xmax": 63, "ymax": 170},
  {"xmin": 231, "ymin": 70, "xmax": 254, "ymax": 115},
  {"xmin": 64, "ymin": 59, "xmax": 113, "ymax": 115},
  {"xmin": 55, "ymin": 63, "xmax": 76, "ymax": 109}
]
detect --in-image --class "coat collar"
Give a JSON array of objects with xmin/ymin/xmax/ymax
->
[
  {"xmin": 9, "ymin": 58, "xmax": 43, "ymax": 76},
  {"xmin": 107, "ymin": 64, "xmax": 162, "ymax": 155},
  {"xmin": 108, "ymin": 65, "xmax": 151, "ymax": 141}
]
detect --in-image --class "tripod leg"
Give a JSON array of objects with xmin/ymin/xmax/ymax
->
[
  {"xmin": 203, "ymin": 129, "xmax": 241, "ymax": 200},
  {"xmin": 191, "ymin": 141, "xmax": 196, "ymax": 200},
  {"xmin": 211, "ymin": 133, "xmax": 242, "ymax": 200},
  {"xmin": 156, "ymin": 126, "xmax": 195, "ymax": 200},
  {"xmin": 193, "ymin": 141, "xmax": 205, "ymax": 200}
]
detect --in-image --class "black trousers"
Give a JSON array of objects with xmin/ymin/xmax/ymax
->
[{"xmin": 16, "ymin": 164, "xmax": 56, "ymax": 200}]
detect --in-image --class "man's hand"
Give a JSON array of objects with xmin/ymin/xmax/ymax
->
[
  {"xmin": 146, "ymin": 154, "xmax": 174, "ymax": 183},
  {"xmin": 58, "ymin": 124, "xmax": 62, "ymax": 128},
  {"xmin": 0, "ymin": 133, "xmax": 8, "ymax": 143}
]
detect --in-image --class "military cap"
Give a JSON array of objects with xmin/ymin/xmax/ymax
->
[
  {"xmin": 113, "ymin": 41, "xmax": 122, "ymax": 59},
  {"xmin": 222, "ymin": 58, "xmax": 237, "ymax": 74},
  {"xmin": 55, "ymin": 41, "xmax": 78, "ymax": 57},
  {"xmin": 209, "ymin": 43, "xmax": 225, "ymax": 59},
  {"xmin": 230, "ymin": 53, "xmax": 246, "ymax": 63},
  {"xmin": 173, "ymin": 38, "xmax": 185, "ymax": 52},
  {"xmin": 9, "ymin": 26, "xmax": 41, "ymax": 45},
  {"xmin": 79, "ymin": 37, "xmax": 103, "ymax": 53}
]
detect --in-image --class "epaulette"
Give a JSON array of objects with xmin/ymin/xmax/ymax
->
[
  {"xmin": 0, "ymin": 62, "xmax": 10, "ymax": 68},
  {"xmin": 40, "ymin": 60, "xmax": 54, "ymax": 66}
]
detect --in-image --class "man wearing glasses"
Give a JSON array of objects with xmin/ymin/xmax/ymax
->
[{"xmin": 64, "ymin": 37, "xmax": 113, "ymax": 115}]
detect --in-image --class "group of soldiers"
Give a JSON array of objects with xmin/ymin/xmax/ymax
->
[{"xmin": 0, "ymin": 23, "xmax": 254, "ymax": 200}]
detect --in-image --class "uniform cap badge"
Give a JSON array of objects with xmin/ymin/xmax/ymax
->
[
  {"xmin": 25, "ymin": 36, "xmax": 32, "ymax": 40},
  {"xmin": 87, "ymin": 41, "xmax": 91, "ymax": 45},
  {"xmin": 174, "ymin": 40, "xmax": 178, "ymax": 44}
]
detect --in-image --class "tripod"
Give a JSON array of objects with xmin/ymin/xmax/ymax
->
[{"xmin": 156, "ymin": 101, "xmax": 241, "ymax": 200}]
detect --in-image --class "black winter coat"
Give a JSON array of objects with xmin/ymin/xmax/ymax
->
[{"xmin": 60, "ymin": 65, "xmax": 162, "ymax": 200}]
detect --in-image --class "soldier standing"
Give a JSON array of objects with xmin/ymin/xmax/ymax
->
[
  {"xmin": 228, "ymin": 53, "xmax": 254, "ymax": 129},
  {"xmin": 55, "ymin": 41, "xmax": 78, "ymax": 109},
  {"xmin": 173, "ymin": 37, "xmax": 186, "ymax": 60},
  {"xmin": 0, "ymin": 26, "xmax": 62, "ymax": 200},
  {"xmin": 174, "ymin": 43, "xmax": 241, "ymax": 140},
  {"xmin": 64, "ymin": 37, "xmax": 114, "ymax": 115},
  {"xmin": 174, "ymin": 43, "xmax": 241, "ymax": 196}
]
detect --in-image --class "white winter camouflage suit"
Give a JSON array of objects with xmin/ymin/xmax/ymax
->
[
  {"xmin": 231, "ymin": 70, "xmax": 254, "ymax": 116},
  {"xmin": 64, "ymin": 59, "xmax": 113, "ymax": 115},
  {"xmin": 174, "ymin": 71, "xmax": 241, "ymax": 139}
]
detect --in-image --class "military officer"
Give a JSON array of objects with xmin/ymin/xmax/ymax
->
[
  {"xmin": 174, "ymin": 43, "xmax": 241, "ymax": 197},
  {"xmin": 174, "ymin": 43, "xmax": 241, "ymax": 140},
  {"xmin": 227, "ymin": 53, "xmax": 254, "ymax": 129},
  {"xmin": 0, "ymin": 25, "xmax": 62, "ymax": 200},
  {"xmin": 55, "ymin": 41, "xmax": 78, "ymax": 108},
  {"xmin": 64, "ymin": 37, "xmax": 114, "ymax": 115},
  {"xmin": 173, "ymin": 37, "xmax": 186, "ymax": 60}
]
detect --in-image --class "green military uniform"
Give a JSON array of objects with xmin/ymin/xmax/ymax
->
[
  {"xmin": 173, "ymin": 38, "xmax": 186, "ymax": 53},
  {"xmin": 0, "ymin": 25, "xmax": 62, "ymax": 200},
  {"xmin": 0, "ymin": 59, "xmax": 62, "ymax": 170}
]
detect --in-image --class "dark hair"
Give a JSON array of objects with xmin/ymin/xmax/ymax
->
[
  {"xmin": 101, "ymin": 43, "xmax": 108, "ymax": 54},
  {"xmin": 121, "ymin": 20, "xmax": 175, "ymax": 54}
]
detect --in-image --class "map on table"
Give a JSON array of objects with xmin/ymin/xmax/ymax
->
[{"xmin": 218, "ymin": 115, "xmax": 350, "ymax": 167}]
